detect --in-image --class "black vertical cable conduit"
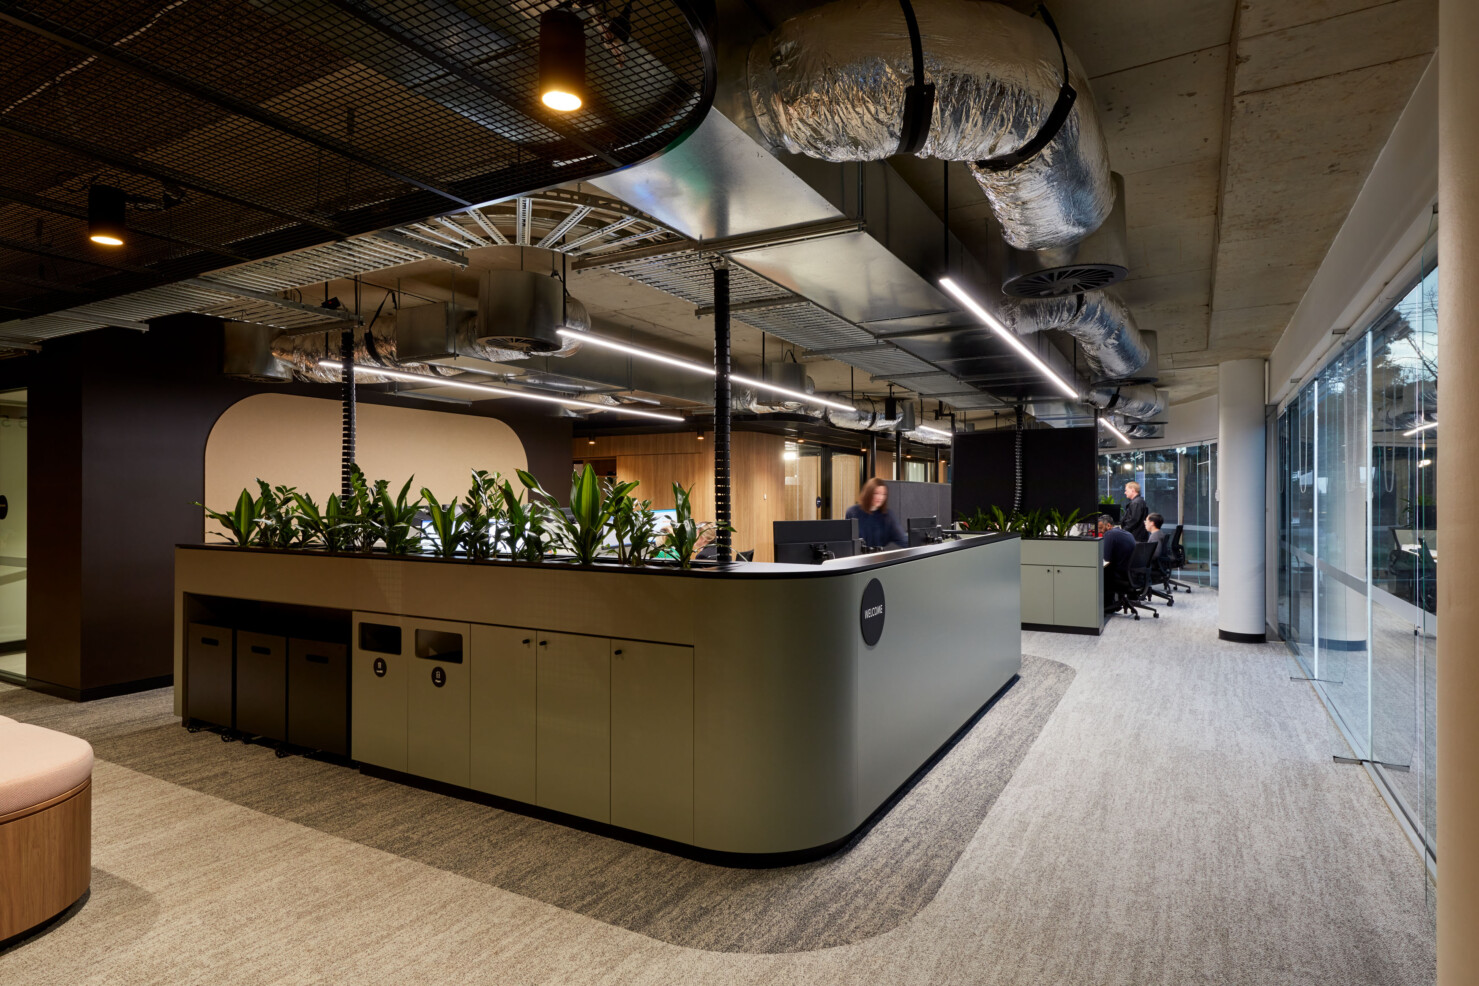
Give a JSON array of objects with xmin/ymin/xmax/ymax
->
[{"xmin": 713, "ymin": 260, "xmax": 732, "ymax": 563}]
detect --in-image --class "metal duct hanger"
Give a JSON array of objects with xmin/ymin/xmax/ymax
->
[
  {"xmin": 895, "ymin": 0, "xmax": 935, "ymax": 155},
  {"xmin": 975, "ymin": 4, "xmax": 1076, "ymax": 172}
]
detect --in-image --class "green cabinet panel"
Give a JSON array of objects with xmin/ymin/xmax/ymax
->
[
  {"xmin": 611, "ymin": 639, "xmax": 693, "ymax": 843},
  {"xmin": 1020, "ymin": 565, "xmax": 1057, "ymax": 625},
  {"xmin": 407, "ymin": 618, "xmax": 471, "ymax": 788},
  {"xmin": 536, "ymin": 630, "xmax": 611, "ymax": 822},
  {"xmin": 351, "ymin": 614, "xmax": 408, "ymax": 772},
  {"xmin": 469, "ymin": 625, "xmax": 537, "ymax": 803}
]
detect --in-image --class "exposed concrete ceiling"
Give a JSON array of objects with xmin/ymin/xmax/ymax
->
[{"xmin": 900, "ymin": 0, "xmax": 1435, "ymax": 405}]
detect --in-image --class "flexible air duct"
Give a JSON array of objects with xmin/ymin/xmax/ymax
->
[
  {"xmin": 1087, "ymin": 383, "xmax": 1165, "ymax": 420},
  {"xmin": 826, "ymin": 405, "xmax": 908, "ymax": 432},
  {"xmin": 1001, "ymin": 290, "xmax": 1150, "ymax": 380},
  {"xmin": 748, "ymin": 0, "xmax": 1114, "ymax": 251}
]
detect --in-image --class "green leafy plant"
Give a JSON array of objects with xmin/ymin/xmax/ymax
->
[
  {"xmin": 661, "ymin": 482, "xmax": 732, "ymax": 569},
  {"xmin": 521, "ymin": 465, "xmax": 637, "ymax": 566},
  {"xmin": 612, "ymin": 492, "xmax": 659, "ymax": 566},
  {"xmin": 461, "ymin": 469, "xmax": 503, "ymax": 561},
  {"xmin": 1018, "ymin": 508, "xmax": 1051, "ymax": 540},
  {"xmin": 366, "ymin": 475, "xmax": 423, "ymax": 555},
  {"xmin": 254, "ymin": 480, "xmax": 303, "ymax": 548},
  {"xmin": 421, "ymin": 488, "xmax": 462, "ymax": 558},
  {"xmin": 1099, "ymin": 493, "xmax": 1116, "ymax": 506},
  {"xmin": 291, "ymin": 491, "xmax": 352, "ymax": 552},
  {"xmin": 1047, "ymin": 507, "xmax": 1084, "ymax": 539},
  {"xmin": 500, "ymin": 478, "xmax": 550, "ymax": 562},
  {"xmin": 196, "ymin": 487, "xmax": 259, "ymax": 546},
  {"xmin": 988, "ymin": 505, "xmax": 1017, "ymax": 533},
  {"xmin": 957, "ymin": 507, "xmax": 991, "ymax": 532}
]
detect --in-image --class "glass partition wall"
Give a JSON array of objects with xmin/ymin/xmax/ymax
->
[
  {"xmin": 1277, "ymin": 259, "xmax": 1438, "ymax": 868},
  {"xmin": 1097, "ymin": 442, "xmax": 1219, "ymax": 585}
]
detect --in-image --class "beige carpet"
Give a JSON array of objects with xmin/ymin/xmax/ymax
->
[
  {"xmin": 0, "ymin": 655, "xmax": 1073, "ymax": 953},
  {"xmin": 0, "ymin": 591, "xmax": 1437, "ymax": 985}
]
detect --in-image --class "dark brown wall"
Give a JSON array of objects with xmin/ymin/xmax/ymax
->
[{"xmin": 2, "ymin": 314, "xmax": 573, "ymax": 699}]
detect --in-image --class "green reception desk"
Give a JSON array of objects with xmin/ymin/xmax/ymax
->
[{"xmin": 173, "ymin": 533, "xmax": 1023, "ymax": 860}]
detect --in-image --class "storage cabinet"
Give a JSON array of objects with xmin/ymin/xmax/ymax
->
[
  {"xmin": 351, "ymin": 615, "xmax": 408, "ymax": 771},
  {"xmin": 535, "ymin": 630, "xmax": 611, "ymax": 822},
  {"xmin": 611, "ymin": 639, "xmax": 693, "ymax": 843},
  {"xmin": 186, "ymin": 623, "xmax": 234, "ymax": 729},
  {"xmin": 407, "ymin": 619, "xmax": 471, "ymax": 787},
  {"xmin": 1020, "ymin": 539, "xmax": 1105, "ymax": 632},
  {"xmin": 469, "ymin": 625, "xmax": 536, "ymax": 803},
  {"xmin": 234, "ymin": 631, "xmax": 287, "ymax": 742}
]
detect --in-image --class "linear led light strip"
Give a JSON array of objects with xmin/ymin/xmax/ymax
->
[
  {"xmin": 319, "ymin": 360, "xmax": 683, "ymax": 422},
  {"xmin": 556, "ymin": 329, "xmax": 858, "ymax": 412},
  {"xmin": 938, "ymin": 277, "xmax": 1079, "ymax": 400},
  {"xmin": 1098, "ymin": 417, "xmax": 1132, "ymax": 445},
  {"xmin": 1403, "ymin": 420, "xmax": 1438, "ymax": 437},
  {"xmin": 915, "ymin": 424, "xmax": 954, "ymax": 439}
]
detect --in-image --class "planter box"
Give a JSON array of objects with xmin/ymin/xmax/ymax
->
[{"xmin": 1020, "ymin": 537, "xmax": 1104, "ymax": 635}]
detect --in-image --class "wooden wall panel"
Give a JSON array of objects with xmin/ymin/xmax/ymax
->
[
  {"xmin": 832, "ymin": 453, "xmax": 862, "ymax": 516},
  {"xmin": 577, "ymin": 432, "xmax": 783, "ymax": 562}
]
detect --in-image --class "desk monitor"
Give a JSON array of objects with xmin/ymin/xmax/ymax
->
[
  {"xmin": 774, "ymin": 519, "xmax": 860, "ymax": 565},
  {"xmin": 907, "ymin": 515, "xmax": 943, "ymax": 547}
]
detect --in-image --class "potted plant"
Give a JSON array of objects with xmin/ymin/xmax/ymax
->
[
  {"xmin": 1096, "ymin": 494, "xmax": 1120, "ymax": 523},
  {"xmin": 521, "ymin": 465, "xmax": 638, "ymax": 566},
  {"xmin": 661, "ymin": 482, "xmax": 730, "ymax": 569}
]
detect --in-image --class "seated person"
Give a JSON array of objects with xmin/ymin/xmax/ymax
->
[
  {"xmin": 1145, "ymin": 512, "xmax": 1171, "ymax": 562},
  {"xmin": 845, "ymin": 478, "xmax": 908, "ymax": 550},
  {"xmin": 1098, "ymin": 513, "xmax": 1136, "ymax": 605}
]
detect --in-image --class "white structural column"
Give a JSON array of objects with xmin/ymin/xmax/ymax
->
[
  {"xmin": 1438, "ymin": 6, "xmax": 1476, "ymax": 983},
  {"xmin": 1216, "ymin": 358, "xmax": 1267, "ymax": 641}
]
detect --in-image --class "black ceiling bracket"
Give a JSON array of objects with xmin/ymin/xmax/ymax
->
[{"xmin": 974, "ymin": 3, "xmax": 1075, "ymax": 173}]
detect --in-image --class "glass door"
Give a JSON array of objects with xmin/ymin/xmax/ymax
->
[{"xmin": 0, "ymin": 389, "xmax": 26, "ymax": 682}]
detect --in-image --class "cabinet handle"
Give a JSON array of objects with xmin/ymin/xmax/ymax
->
[
  {"xmin": 522, "ymin": 638, "xmax": 531, "ymax": 645},
  {"xmin": 614, "ymin": 649, "xmax": 623, "ymax": 656},
  {"xmin": 538, "ymin": 640, "xmax": 547, "ymax": 647}
]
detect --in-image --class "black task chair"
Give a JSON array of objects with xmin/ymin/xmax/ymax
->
[
  {"xmin": 1111, "ymin": 541, "xmax": 1161, "ymax": 620},
  {"xmin": 1156, "ymin": 524, "xmax": 1194, "ymax": 594}
]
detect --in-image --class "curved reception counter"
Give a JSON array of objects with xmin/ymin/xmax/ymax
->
[{"xmin": 173, "ymin": 532, "xmax": 1022, "ymax": 861}]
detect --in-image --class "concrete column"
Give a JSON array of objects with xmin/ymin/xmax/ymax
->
[
  {"xmin": 1438, "ymin": 7, "xmax": 1477, "ymax": 981},
  {"xmin": 1217, "ymin": 358, "xmax": 1266, "ymax": 641}
]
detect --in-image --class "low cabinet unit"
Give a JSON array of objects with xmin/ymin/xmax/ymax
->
[
  {"xmin": 407, "ymin": 619, "xmax": 472, "ymax": 788},
  {"xmin": 351, "ymin": 615, "xmax": 408, "ymax": 772},
  {"xmin": 611, "ymin": 640, "xmax": 694, "ymax": 844},
  {"xmin": 535, "ymin": 631, "xmax": 612, "ymax": 822},
  {"xmin": 469, "ymin": 626, "xmax": 536, "ymax": 804},
  {"xmin": 1020, "ymin": 539, "xmax": 1105, "ymax": 634}
]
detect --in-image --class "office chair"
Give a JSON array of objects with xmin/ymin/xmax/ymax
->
[
  {"xmin": 1111, "ymin": 541, "xmax": 1161, "ymax": 620},
  {"xmin": 1157, "ymin": 525, "xmax": 1193, "ymax": 593},
  {"xmin": 1417, "ymin": 536, "xmax": 1438, "ymax": 615}
]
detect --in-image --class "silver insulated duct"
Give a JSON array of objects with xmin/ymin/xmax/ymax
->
[
  {"xmin": 1088, "ymin": 384, "xmax": 1167, "ymax": 420},
  {"xmin": 747, "ymin": 0, "xmax": 1114, "ymax": 251},
  {"xmin": 1001, "ymin": 290, "xmax": 1150, "ymax": 380}
]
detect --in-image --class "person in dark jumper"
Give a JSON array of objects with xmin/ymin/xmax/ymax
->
[{"xmin": 845, "ymin": 477, "xmax": 908, "ymax": 550}]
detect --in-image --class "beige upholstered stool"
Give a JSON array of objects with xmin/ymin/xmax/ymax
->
[{"xmin": 0, "ymin": 715, "xmax": 93, "ymax": 943}]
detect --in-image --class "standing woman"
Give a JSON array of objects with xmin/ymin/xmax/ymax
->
[{"xmin": 846, "ymin": 477, "xmax": 908, "ymax": 550}]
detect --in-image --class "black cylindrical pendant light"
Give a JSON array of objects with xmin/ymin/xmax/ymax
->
[
  {"xmin": 539, "ymin": 8, "xmax": 585, "ymax": 112},
  {"xmin": 88, "ymin": 185, "xmax": 126, "ymax": 247}
]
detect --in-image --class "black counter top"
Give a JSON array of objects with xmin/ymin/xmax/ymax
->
[{"xmin": 177, "ymin": 531, "xmax": 1019, "ymax": 580}]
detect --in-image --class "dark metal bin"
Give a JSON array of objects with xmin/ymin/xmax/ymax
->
[
  {"xmin": 235, "ymin": 631, "xmax": 287, "ymax": 742},
  {"xmin": 288, "ymin": 638, "xmax": 349, "ymax": 756},
  {"xmin": 186, "ymin": 623, "xmax": 234, "ymax": 729}
]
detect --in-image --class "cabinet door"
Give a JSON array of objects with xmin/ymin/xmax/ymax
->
[
  {"xmin": 351, "ymin": 615, "xmax": 408, "ymax": 771},
  {"xmin": 1020, "ymin": 565, "xmax": 1056, "ymax": 625},
  {"xmin": 1054, "ymin": 565, "xmax": 1104, "ymax": 628},
  {"xmin": 536, "ymin": 631, "xmax": 611, "ymax": 822},
  {"xmin": 235, "ymin": 631, "xmax": 287, "ymax": 742},
  {"xmin": 611, "ymin": 640, "xmax": 693, "ymax": 843},
  {"xmin": 407, "ymin": 618, "xmax": 472, "ymax": 788},
  {"xmin": 470, "ymin": 625, "xmax": 536, "ymax": 803}
]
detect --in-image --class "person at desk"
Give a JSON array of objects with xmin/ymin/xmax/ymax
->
[
  {"xmin": 846, "ymin": 478, "xmax": 908, "ymax": 550},
  {"xmin": 1098, "ymin": 513, "xmax": 1136, "ymax": 605},
  {"xmin": 1121, "ymin": 481, "xmax": 1149, "ymax": 541},
  {"xmin": 1145, "ymin": 512, "xmax": 1171, "ymax": 559}
]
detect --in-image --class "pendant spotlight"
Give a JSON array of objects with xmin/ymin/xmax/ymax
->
[
  {"xmin": 88, "ymin": 185, "xmax": 127, "ymax": 247},
  {"xmin": 539, "ymin": 8, "xmax": 586, "ymax": 112}
]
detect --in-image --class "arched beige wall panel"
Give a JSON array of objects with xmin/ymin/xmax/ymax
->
[{"xmin": 204, "ymin": 394, "xmax": 527, "ymax": 533}]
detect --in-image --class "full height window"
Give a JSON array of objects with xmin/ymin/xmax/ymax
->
[
  {"xmin": 1277, "ymin": 260, "xmax": 1438, "ymax": 863},
  {"xmin": 1097, "ymin": 443, "xmax": 1219, "ymax": 586}
]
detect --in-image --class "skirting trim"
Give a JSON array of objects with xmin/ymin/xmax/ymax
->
[{"xmin": 1218, "ymin": 628, "xmax": 1266, "ymax": 644}]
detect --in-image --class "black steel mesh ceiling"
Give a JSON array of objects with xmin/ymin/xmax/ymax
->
[{"xmin": 0, "ymin": 0, "xmax": 714, "ymax": 321}]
